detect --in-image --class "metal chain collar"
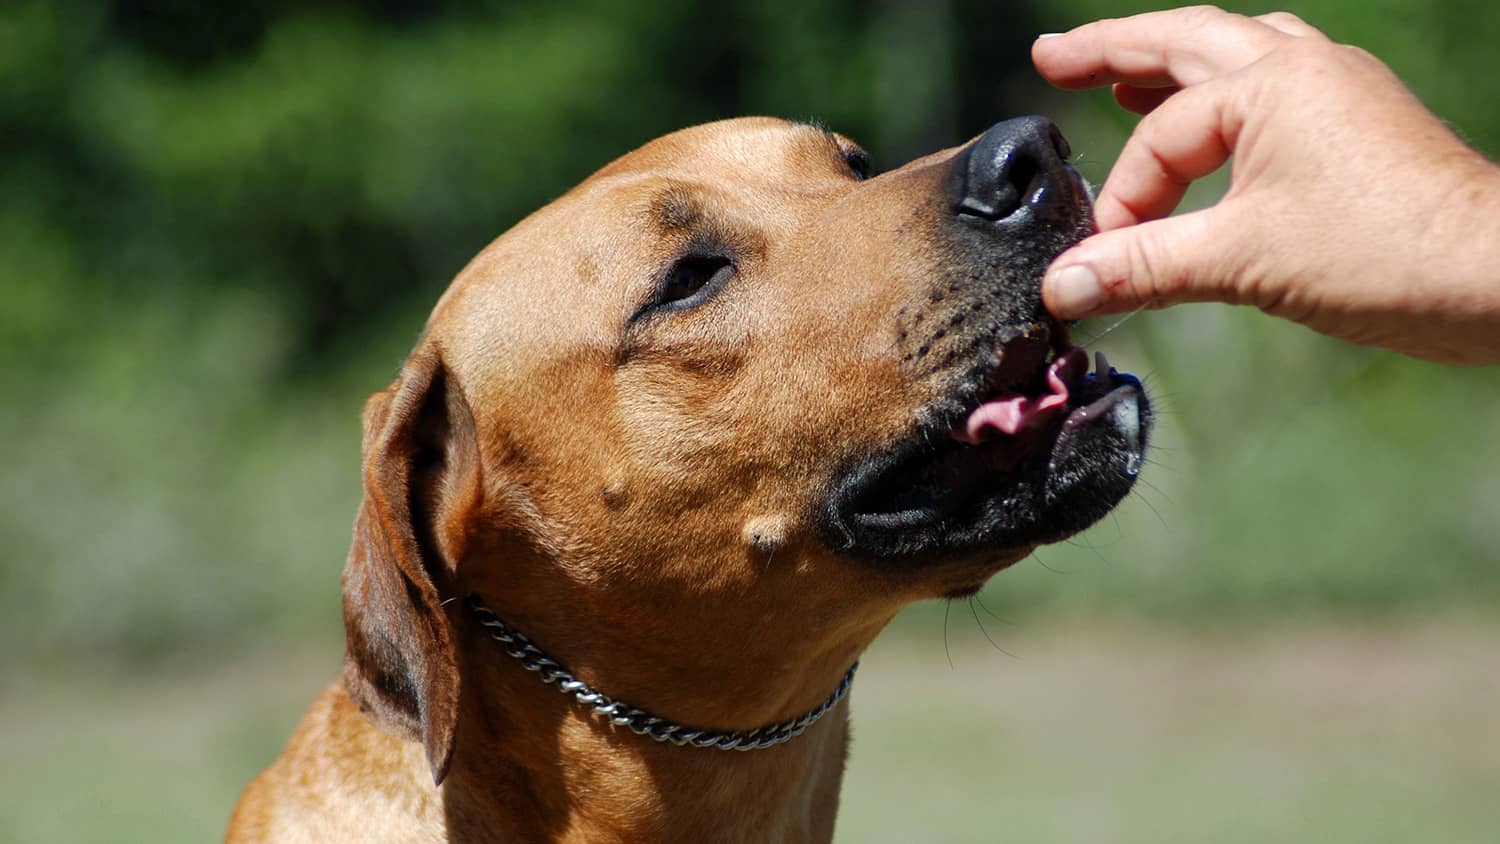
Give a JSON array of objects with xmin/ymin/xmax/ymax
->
[{"xmin": 466, "ymin": 594, "xmax": 858, "ymax": 751}]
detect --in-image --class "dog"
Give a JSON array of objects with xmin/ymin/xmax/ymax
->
[{"xmin": 227, "ymin": 116, "xmax": 1150, "ymax": 843}]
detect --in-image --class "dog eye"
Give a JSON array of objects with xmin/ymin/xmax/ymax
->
[
  {"xmin": 846, "ymin": 150, "xmax": 871, "ymax": 181},
  {"xmin": 653, "ymin": 255, "xmax": 735, "ymax": 311}
]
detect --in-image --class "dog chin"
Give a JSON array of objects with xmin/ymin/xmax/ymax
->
[{"xmin": 819, "ymin": 347, "xmax": 1151, "ymax": 566}]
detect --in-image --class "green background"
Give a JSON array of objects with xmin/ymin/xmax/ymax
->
[{"xmin": 3, "ymin": 1, "xmax": 1498, "ymax": 841}]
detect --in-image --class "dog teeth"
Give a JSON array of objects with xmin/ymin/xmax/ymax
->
[{"xmin": 1094, "ymin": 350, "xmax": 1113, "ymax": 386}]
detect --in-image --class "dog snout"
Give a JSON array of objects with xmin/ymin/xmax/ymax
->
[{"xmin": 955, "ymin": 116, "xmax": 1080, "ymax": 225}]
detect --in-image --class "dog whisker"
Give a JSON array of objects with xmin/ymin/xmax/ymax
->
[
  {"xmin": 971, "ymin": 590, "xmax": 1013, "ymax": 626},
  {"xmin": 1140, "ymin": 456, "xmax": 1176, "ymax": 474},
  {"xmin": 1132, "ymin": 475, "xmax": 1174, "ymax": 507},
  {"xmin": 942, "ymin": 599, "xmax": 955, "ymax": 671},
  {"xmin": 1075, "ymin": 303, "xmax": 1148, "ymax": 346},
  {"xmin": 966, "ymin": 597, "xmax": 1020, "ymax": 659},
  {"xmin": 1129, "ymin": 485, "xmax": 1171, "ymax": 531},
  {"xmin": 1030, "ymin": 548, "xmax": 1075, "ymax": 574}
]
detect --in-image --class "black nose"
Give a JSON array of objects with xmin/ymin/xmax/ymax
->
[{"xmin": 956, "ymin": 116, "xmax": 1076, "ymax": 224}]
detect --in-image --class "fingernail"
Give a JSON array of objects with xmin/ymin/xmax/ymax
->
[
  {"xmin": 1035, "ymin": 32, "xmax": 1064, "ymax": 40},
  {"xmin": 1048, "ymin": 264, "xmax": 1102, "ymax": 316}
]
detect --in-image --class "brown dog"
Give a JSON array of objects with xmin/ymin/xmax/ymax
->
[{"xmin": 227, "ymin": 116, "xmax": 1149, "ymax": 843}]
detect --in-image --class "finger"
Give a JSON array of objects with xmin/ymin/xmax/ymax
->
[
  {"xmin": 1112, "ymin": 83, "xmax": 1178, "ymax": 115},
  {"xmin": 1033, "ymin": 6, "xmax": 1287, "ymax": 90},
  {"xmin": 1253, "ymin": 11, "xmax": 1327, "ymax": 39},
  {"xmin": 1042, "ymin": 207, "xmax": 1239, "ymax": 318},
  {"xmin": 1091, "ymin": 76, "xmax": 1242, "ymax": 231}
]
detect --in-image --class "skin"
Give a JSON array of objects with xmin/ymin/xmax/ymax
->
[{"xmin": 1034, "ymin": 6, "xmax": 1500, "ymax": 365}]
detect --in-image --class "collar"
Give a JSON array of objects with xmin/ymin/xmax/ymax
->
[{"xmin": 466, "ymin": 594, "xmax": 858, "ymax": 751}]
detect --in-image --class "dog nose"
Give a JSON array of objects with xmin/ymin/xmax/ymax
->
[{"xmin": 956, "ymin": 116, "xmax": 1077, "ymax": 224}]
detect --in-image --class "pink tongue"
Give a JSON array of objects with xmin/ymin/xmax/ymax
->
[{"xmin": 956, "ymin": 348, "xmax": 1085, "ymax": 445}]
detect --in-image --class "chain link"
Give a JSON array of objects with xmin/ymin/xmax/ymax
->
[{"xmin": 467, "ymin": 595, "xmax": 857, "ymax": 751}]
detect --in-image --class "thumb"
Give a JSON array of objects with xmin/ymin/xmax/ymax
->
[{"xmin": 1042, "ymin": 208, "xmax": 1236, "ymax": 318}]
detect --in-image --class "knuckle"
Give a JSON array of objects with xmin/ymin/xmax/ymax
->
[
  {"xmin": 1182, "ymin": 5, "xmax": 1231, "ymax": 30},
  {"xmin": 1121, "ymin": 230, "xmax": 1166, "ymax": 303},
  {"xmin": 1184, "ymin": 4, "xmax": 1228, "ymax": 20},
  {"xmin": 1269, "ymin": 36, "xmax": 1332, "ymax": 69},
  {"xmin": 1340, "ymin": 44, "xmax": 1380, "ymax": 66},
  {"xmin": 1259, "ymin": 11, "xmax": 1306, "ymax": 28},
  {"xmin": 1268, "ymin": 37, "xmax": 1384, "ymax": 85}
]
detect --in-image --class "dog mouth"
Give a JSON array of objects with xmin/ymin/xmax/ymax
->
[
  {"xmin": 826, "ymin": 325, "xmax": 1150, "ymax": 561},
  {"xmin": 950, "ymin": 333, "xmax": 1143, "ymax": 472}
]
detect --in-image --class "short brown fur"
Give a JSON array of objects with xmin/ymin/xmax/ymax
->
[{"xmin": 229, "ymin": 118, "xmax": 1045, "ymax": 843}]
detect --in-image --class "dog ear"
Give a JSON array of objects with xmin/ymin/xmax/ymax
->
[{"xmin": 341, "ymin": 343, "xmax": 480, "ymax": 786}]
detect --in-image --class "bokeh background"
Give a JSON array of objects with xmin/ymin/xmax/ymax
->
[{"xmin": 4, "ymin": 1, "xmax": 1498, "ymax": 841}]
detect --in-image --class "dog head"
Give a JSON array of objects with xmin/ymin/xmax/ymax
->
[{"xmin": 340, "ymin": 117, "xmax": 1150, "ymax": 782}]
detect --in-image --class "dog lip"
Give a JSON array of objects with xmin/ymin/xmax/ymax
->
[
  {"xmin": 822, "ymin": 339, "xmax": 1149, "ymax": 561},
  {"xmin": 1050, "ymin": 368, "xmax": 1146, "ymax": 476},
  {"xmin": 851, "ymin": 506, "xmax": 943, "ymax": 530}
]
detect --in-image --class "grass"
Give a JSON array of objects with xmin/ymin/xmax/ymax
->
[
  {"xmin": 0, "ymin": 647, "xmax": 339, "ymax": 844},
  {"xmin": 5, "ymin": 619, "xmax": 1499, "ymax": 843},
  {"xmin": 838, "ymin": 618, "xmax": 1500, "ymax": 843}
]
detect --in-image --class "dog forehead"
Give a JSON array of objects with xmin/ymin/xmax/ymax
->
[
  {"xmin": 423, "ymin": 118, "xmax": 861, "ymax": 385},
  {"xmin": 592, "ymin": 116, "xmax": 856, "ymax": 184}
]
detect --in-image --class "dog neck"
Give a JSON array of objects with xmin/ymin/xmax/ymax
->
[
  {"xmin": 438, "ymin": 626, "xmax": 861, "ymax": 843},
  {"xmin": 465, "ymin": 595, "xmax": 857, "ymax": 749}
]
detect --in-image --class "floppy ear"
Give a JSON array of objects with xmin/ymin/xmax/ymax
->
[{"xmin": 341, "ymin": 343, "xmax": 480, "ymax": 785}]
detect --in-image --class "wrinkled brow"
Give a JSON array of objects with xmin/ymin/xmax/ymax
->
[
  {"xmin": 787, "ymin": 119, "xmax": 869, "ymax": 175},
  {"xmin": 649, "ymin": 188, "xmax": 701, "ymax": 231},
  {"xmin": 641, "ymin": 186, "xmax": 767, "ymax": 262},
  {"xmin": 789, "ymin": 118, "xmax": 853, "ymax": 150}
]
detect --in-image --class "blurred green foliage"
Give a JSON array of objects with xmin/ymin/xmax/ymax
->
[{"xmin": 3, "ymin": 0, "xmax": 1498, "ymax": 676}]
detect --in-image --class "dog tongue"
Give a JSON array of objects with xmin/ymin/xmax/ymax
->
[{"xmin": 955, "ymin": 348, "xmax": 1085, "ymax": 445}]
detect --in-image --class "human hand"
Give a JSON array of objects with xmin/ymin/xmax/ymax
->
[{"xmin": 1033, "ymin": 6, "xmax": 1500, "ymax": 365}]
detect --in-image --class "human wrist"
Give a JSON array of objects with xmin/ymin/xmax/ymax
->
[
  {"xmin": 1412, "ymin": 154, "xmax": 1500, "ymax": 363},
  {"xmin": 1435, "ymin": 156, "xmax": 1500, "ymax": 294}
]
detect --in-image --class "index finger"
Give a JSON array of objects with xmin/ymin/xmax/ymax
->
[{"xmin": 1033, "ymin": 6, "xmax": 1288, "ymax": 90}]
